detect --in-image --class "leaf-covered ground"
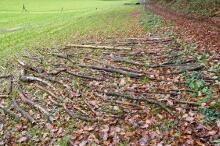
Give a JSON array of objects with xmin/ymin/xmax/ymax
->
[{"xmin": 0, "ymin": 7, "xmax": 220, "ymax": 146}]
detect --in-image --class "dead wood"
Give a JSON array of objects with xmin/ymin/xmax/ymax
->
[
  {"xmin": 20, "ymin": 75, "xmax": 53, "ymax": 88},
  {"xmin": 0, "ymin": 75, "xmax": 11, "ymax": 79},
  {"xmin": 66, "ymin": 70, "xmax": 103, "ymax": 81},
  {"xmin": 12, "ymin": 98, "xmax": 35, "ymax": 124},
  {"xmin": 0, "ymin": 104, "xmax": 20, "ymax": 121},
  {"xmin": 49, "ymin": 53, "xmax": 75, "ymax": 64},
  {"xmin": 65, "ymin": 44, "xmax": 132, "ymax": 51},
  {"xmin": 34, "ymin": 74, "xmax": 74, "ymax": 96},
  {"xmin": 18, "ymin": 60, "xmax": 44, "ymax": 73},
  {"xmin": 34, "ymin": 84, "xmax": 62, "ymax": 106},
  {"xmin": 126, "ymin": 37, "xmax": 172, "ymax": 43},
  {"xmin": 0, "ymin": 95, "xmax": 10, "ymax": 98},
  {"xmin": 112, "ymin": 56, "xmax": 197, "ymax": 68},
  {"xmin": 48, "ymin": 68, "xmax": 67, "ymax": 76},
  {"xmin": 64, "ymin": 104, "xmax": 97, "ymax": 122},
  {"xmin": 17, "ymin": 84, "xmax": 54, "ymax": 122},
  {"xmin": 170, "ymin": 64, "xmax": 204, "ymax": 74},
  {"xmin": 98, "ymin": 91, "xmax": 173, "ymax": 115},
  {"xmin": 79, "ymin": 64, "xmax": 143, "ymax": 78}
]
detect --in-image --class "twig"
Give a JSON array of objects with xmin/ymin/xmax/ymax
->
[
  {"xmin": 0, "ymin": 104, "xmax": 20, "ymax": 121},
  {"xmin": 18, "ymin": 60, "xmax": 44, "ymax": 73},
  {"xmin": 66, "ymin": 70, "xmax": 103, "ymax": 81},
  {"xmin": 63, "ymin": 104, "xmax": 97, "ymax": 122},
  {"xmin": 49, "ymin": 53, "xmax": 75, "ymax": 64},
  {"xmin": 34, "ymin": 84, "xmax": 62, "ymax": 106},
  {"xmin": 12, "ymin": 98, "xmax": 35, "ymax": 124},
  {"xmin": 0, "ymin": 95, "xmax": 10, "ymax": 98},
  {"xmin": 79, "ymin": 64, "xmax": 143, "ymax": 78},
  {"xmin": 98, "ymin": 90, "xmax": 173, "ymax": 115},
  {"xmin": 20, "ymin": 75, "xmax": 53, "ymax": 88},
  {"xmin": 17, "ymin": 84, "xmax": 54, "ymax": 122},
  {"xmin": 65, "ymin": 44, "xmax": 132, "ymax": 51}
]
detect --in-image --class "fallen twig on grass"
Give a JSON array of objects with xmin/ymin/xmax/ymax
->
[
  {"xmin": 66, "ymin": 70, "xmax": 104, "ymax": 81},
  {"xmin": 34, "ymin": 84, "xmax": 62, "ymax": 106},
  {"xmin": 79, "ymin": 64, "xmax": 143, "ymax": 78},
  {"xmin": 0, "ymin": 104, "xmax": 20, "ymax": 121},
  {"xmin": 64, "ymin": 104, "xmax": 97, "ymax": 122},
  {"xmin": 17, "ymin": 84, "xmax": 54, "ymax": 122},
  {"xmin": 112, "ymin": 56, "xmax": 197, "ymax": 68},
  {"xmin": 20, "ymin": 75, "xmax": 53, "ymax": 88},
  {"xmin": 98, "ymin": 90, "xmax": 173, "ymax": 115},
  {"xmin": 18, "ymin": 60, "xmax": 44, "ymax": 73},
  {"xmin": 12, "ymin": 98, "xmax": 35, "ymax": 124},
  {"xmin": 0, "ymin": 95, "xmax": 10, "ymax": 98},
  {"xmin": 49, "ymin": 53, "xmax": 75, "ymax": 64},
  {"xmin": 65, "ymin": 44, "xmax": 132, "ymax": 51}
]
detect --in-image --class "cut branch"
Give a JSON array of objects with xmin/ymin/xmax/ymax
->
[
  {"xmin": 12, "ymin": 98, "xmax": 35, "ymax": 124},
  {"xmin": 34, "ymin": 84, "xmax": 62, "ymax": 106},
  {"xmin": 20, "ymin": 75, "xmax": 53, "ymax": 88},
  {"xmin": 66, "ymin": 70, "xmax": 103, "ymax": 81},
  {"xmin": 18, "ymin": 60, "xmax": 44, "ymax": 73},
  {"xmin": 79, "ymin": 64, "xmax": 143, "ymax": 78},
  {"xmin": 98, "ymin": 91, "xmax": 173, "ymax": 115},
  {"xmin": 65, "ymin": 44, "xmax": 132, "ymax": 51},
  {"xmin": 0, "ymin": 104, "xmax": 20, "ymax": 121},
  {"xmin": 17, "ymin": 84, "xmax": 54, "ymax": 122}
]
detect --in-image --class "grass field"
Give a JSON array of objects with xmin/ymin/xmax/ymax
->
[{"xmin": 0, "ymin": 0, "xmax": 138, "ymax": 63}]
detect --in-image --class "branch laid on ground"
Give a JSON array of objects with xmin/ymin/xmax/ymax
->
[
  {"xmin": 0, "ymin": 75, "xmax": 11, "ymax": 79},
  {"xmin": 171, "ymin": 98, "xmax": 201, "ymax": 106},
  {"xmin": 34, "ymin": 84, "xmax": 62, "ymax": 106},
  {"xmin": 126, "ymin": 37, "xmax": 172, "ymax": 43},
  {"xmin": 20, "ymin": 75, "xmax": 53, "ymax": 88},
  {"xmin": 112, "ymin": 56, "xmax": 197, "ymax": 68},
  {"xmin": 64, "ymin": 44, "xmax": 132, "ymax": 51},
  {"xmin": 48, "ymin": 68, "xmax": 67, "ymax": 76},
  {"xmin": 79, "ymin": 64, "xmax": 143, "ymax": 78},
  {"xmin": 0, "ymin": 95, "xmax": 10, "ymax": 98},
  {"xmin": 17, "ymin": 84, "xmax": 54, "ymax": 122},
  {"xmin": 34, "ymin": 74, "xmax": 74, "ymax": 97},
  {"xmin": 7, "ymin": 75, "xmax": 13, "ymax": 95},
  {"xmin": 65, "ymin": 70, "xmax": 104, "ymax": 81},
  {"xmin": 49, "ymin": 53, "xmax": 75, "ymax": 64},
  {"xmin": 0, "ymin": 104, "xmax": 20, "ymax": 121},
  {"xmin": 12, "ymin": 98, "xmax": 35, "ymax": 124},
  {"xmin": 18, "ymin": 60, "xmax": 44, "ymax": 73},
  {"xmin": 64, "ymin": 104, "xmax": 97, "ymax": 122},
  {"xmin": 98, "ymin": 91, "xmax": 173, "ymax": 115},
  {"xmin": 170, "ymin": 64, "xmax": 204, "ymax": 74}
]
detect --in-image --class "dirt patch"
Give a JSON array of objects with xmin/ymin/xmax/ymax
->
[{"xmin": 146, "ymin": 3, "xmax": 220, "ymax": 57}]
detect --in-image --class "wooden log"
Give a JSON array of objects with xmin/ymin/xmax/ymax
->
[{"xmin": 65, "ymin": 44, "xmax": 132, "ymax": 51}]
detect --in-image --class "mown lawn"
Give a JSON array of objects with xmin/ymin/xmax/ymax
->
[{"xmin": 0, "ymin": 0, "xmax": 138, "ymax": 63}]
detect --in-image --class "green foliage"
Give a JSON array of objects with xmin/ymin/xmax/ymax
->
[
  {"xmin": 199, "ymin": 107, "xmax": 220, "ymax": 124},
  {"xmin": 185, "ymin": 71, "xmax": 212, "ymax": 97}
]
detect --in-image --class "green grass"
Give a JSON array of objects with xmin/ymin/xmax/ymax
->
[{"xmin": 0, "ymin": 0, "xmax": 139, "ymax": 63}]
